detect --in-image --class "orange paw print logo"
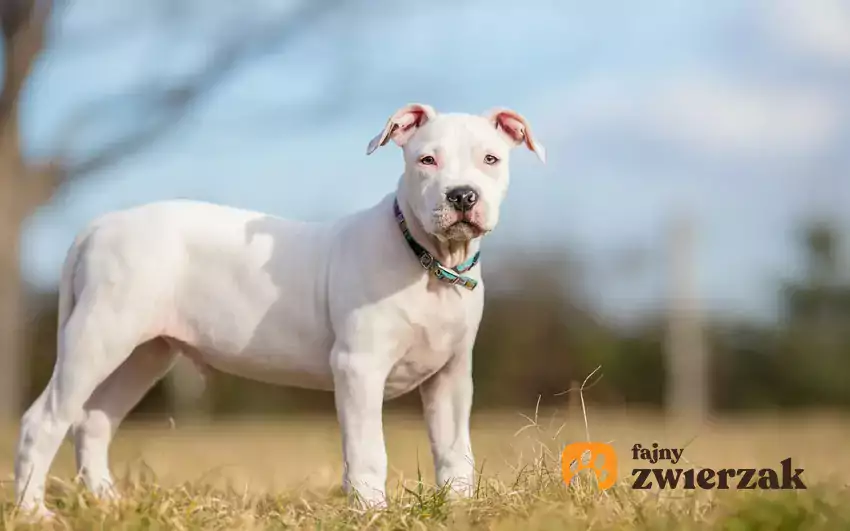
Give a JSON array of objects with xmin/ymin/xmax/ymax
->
[{"xmin": 561, "ymin": 442, "xmax": 618, "ymax": 490}]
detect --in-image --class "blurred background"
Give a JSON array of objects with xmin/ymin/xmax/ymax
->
[{"xmin": 0, "ymin": 0, "xmax": 849, "ymax": 479}]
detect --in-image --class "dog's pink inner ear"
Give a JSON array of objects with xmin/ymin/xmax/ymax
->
[
  {"xmin": 493, "ymin": 112, "xmax": 527, "ymax": 145},
  {"xmin": 488, "ymin": 109, "xmax": 546, "ymax": 163},
  {"xmin": 367, "ymin": 104, "xmax": 436, "ymax": 155},
  {"xmin": 390, "ymin": 108, "xmax": 430, "ymax": 146}
]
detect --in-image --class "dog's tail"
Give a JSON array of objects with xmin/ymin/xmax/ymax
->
[{"xmin": 56, "ymin": 229, "xmax": 93, "ymax": 336}]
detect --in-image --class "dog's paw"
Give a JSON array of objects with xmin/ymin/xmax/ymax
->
[
  {"xmin": 445, "ymin": 484, "xmax": 474, "ymax": 500},
  {"xmin": 437, "ymin": 468, "xmax": 476, "ymax": 500},
  {"xmin": 15, "ymin": 503, "xmax": 55, "ymax": 523},
  {"xmin": 346, "ymin": 487, "xmax": 387, "ymax": 510},
  {"xmin": 356, "ymin": 496, "xmax": 388, "ymax": 511},
  {"xmin": 92, "ymin": 482, "xmax": 122, "ymax": 502}
]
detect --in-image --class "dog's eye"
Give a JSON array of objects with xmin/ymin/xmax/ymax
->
[
  {"xmin": 484, "ymin": 154, "xmax": 500, "ymax": 165},
  {"xmin": 419, "ymin": 155, "xmax": 436, "ymax": 166}
]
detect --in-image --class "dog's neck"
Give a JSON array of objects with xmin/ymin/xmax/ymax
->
[
  {"xmin": 435, "ymin": 236, "xmax": 480, "ymax": 270},
  {"xmin": 394, "ymin": 195, "xmax": 481, "ymax": 271}
]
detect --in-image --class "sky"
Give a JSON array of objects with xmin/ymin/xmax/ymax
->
[{"xmin": 14, "ymin": 0, "xmax": 850, "ymax": 323}]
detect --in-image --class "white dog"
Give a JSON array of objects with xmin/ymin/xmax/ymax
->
[{"xmin": 14, "ymin": 104, "xmax": 545, "ymax": 517}]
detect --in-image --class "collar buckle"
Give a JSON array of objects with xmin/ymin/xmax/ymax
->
[{"xmin": 395, "ymin": 196, "xmax": 479, "ymax": 291}]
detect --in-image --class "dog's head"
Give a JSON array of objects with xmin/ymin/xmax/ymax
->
[{"xmin": 367, "ymin": 104, "xmax": 545, "ymax": 242}]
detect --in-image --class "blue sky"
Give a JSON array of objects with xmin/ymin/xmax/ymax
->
[{"xmin": 15, "ymin": 0, "xmax": 850, "ymax": 322}]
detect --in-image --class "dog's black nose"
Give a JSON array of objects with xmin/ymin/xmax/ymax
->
[{"xmin": 446, "ymin": 186, "xmax": 479, "ymax": 212}]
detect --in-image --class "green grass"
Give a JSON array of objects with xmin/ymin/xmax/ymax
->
[{"xmin": 1, "ymin": 409, "xmax": 849, "ymax": 529}]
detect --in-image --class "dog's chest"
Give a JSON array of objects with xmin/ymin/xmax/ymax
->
[{"xmin": 383, "ymin": 293, "xmax": 474, "ymax": 399}]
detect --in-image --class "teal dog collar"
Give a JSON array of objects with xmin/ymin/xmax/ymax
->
[{"xmin": 393, "ymin": 198, "xmax": 480, "ymax": 290}]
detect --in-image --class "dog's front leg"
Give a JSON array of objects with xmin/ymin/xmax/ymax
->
[
  {"xmin": 331, "ymin": 346, "xmax": 391, "ymax": 508},
  {"xmin": 419, "ymin": 349, "xmax": 475, "ymax": 498}
]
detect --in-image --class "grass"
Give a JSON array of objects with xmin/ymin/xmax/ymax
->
[{"xmin": 1, "ymin": 405, "xmax": 849, "ymax": 530}]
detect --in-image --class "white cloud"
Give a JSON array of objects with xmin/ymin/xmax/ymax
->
[
  {"xmin": 531, "ymin": 71, "xmax": 844, "ymax": 159},
  {"xmin": 761, "ymin": 0, "xmax": 850, "ymax": 64},
  {"xmin": 646, "ymin": 76, "xmax": 842, "ymax": 157}
]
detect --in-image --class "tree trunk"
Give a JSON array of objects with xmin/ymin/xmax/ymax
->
[
  {"xmin": 664, "ymin": 215, "xmax": 709, "ymax": 425},
  {"xmin": 0, "ymin": 0, "xmax": 56, "ymax": 423},
  {"xmin": 0, "ymin": 116, "xmax": 28, "ymax": 423},
  {"xmin": 0, "ymin": 205, "xmax": 24, "ymax": 422}
]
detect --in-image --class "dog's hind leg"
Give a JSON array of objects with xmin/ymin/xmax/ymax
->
[
  {"xmin": 13, "ymin": 290, "xmax": 156, "ymax": 518},
  {"xmin": 71, "ymin": 337, "xmax": 178, "ymax": 498}
]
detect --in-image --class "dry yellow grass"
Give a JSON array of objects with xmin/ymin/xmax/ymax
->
[{"xmin": 1, "ymin": 407, "xmax": 849, "ymax": 529}]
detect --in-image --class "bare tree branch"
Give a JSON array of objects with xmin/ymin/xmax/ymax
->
[
  {"xmin": 0, "ymin": 0, "xmax": 53, "ymax": 125},
  {"xmin": 49, "ymin": 0, "xmax": 342, "ymax": 183}
]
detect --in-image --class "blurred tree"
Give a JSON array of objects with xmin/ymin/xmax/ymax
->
[
  {"xmin": 709, "ymin": 322, "xmax": 783, "ymax": 411},
  {"xmin": 779, "ymin": 220, "xmax": 850, "ymax": 406},
  {"xmin": 802, "ymin": 221, "xmax": 840, "ymax": 286},
  {"xmin": 0, "ymin": 0, "xmax": 345, "ymax": 421},
  {"xmin": 474, "ymin": 249, "xmax": 621, "ymax": 408}
]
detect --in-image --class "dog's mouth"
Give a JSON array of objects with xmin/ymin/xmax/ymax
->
[{"xmin": 444, "ymin": 219, "xmax": 486, "ymax": 241}]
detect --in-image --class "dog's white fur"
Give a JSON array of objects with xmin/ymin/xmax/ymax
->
[{"xmin": 13, "ymin": 104, "xmax": 544, "ymax": 517}]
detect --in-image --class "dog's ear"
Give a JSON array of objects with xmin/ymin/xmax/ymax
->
[
  {"xmin": 485, "ymin": 108, "xmax": 546, "ymax": 163},
  {"xmin": 367, "ymin": 103, "xmax": 437, "ymax": 155}
]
